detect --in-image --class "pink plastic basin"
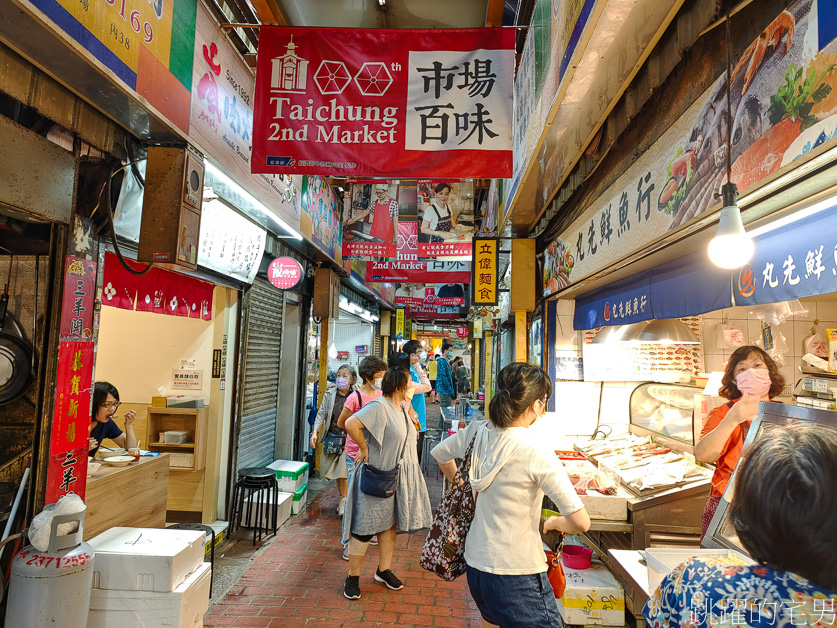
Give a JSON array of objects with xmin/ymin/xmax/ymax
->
[{"xmin": 562, "ymin": 545, "xmax": 593, "ymax": 569}]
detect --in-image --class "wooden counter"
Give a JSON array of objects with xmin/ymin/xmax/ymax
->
[{"xmin": 84, "ymin": 454, "xmax": 170, "ymax": 540}]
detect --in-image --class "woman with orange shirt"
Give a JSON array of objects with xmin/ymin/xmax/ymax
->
[{"xmin": 693, "ymin": 345, "xmax": 785, "ymax": 540}]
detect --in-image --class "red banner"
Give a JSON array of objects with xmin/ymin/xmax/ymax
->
[
  {"xmin": 394, "ymin": 284, "xmax": 465, "ymax": 307},
  {"xmin": 46, "ymin": 340, "xmax": 94, "ymax": 503},
  {"xmin": 366, "ymin": 221, "xmax": 471, "ymax": 283},
  {"xmin": 60, "ymin": 257, "xmax": 97, "ymax": 340},
  {"xmin": 252, "ymin": 27, "xmax": 513, "ymax": 178}
]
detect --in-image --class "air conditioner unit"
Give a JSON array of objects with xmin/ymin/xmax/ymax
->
[{"xmin": 137, "ymin": 146, "xmax": 205, "ymax": 270}]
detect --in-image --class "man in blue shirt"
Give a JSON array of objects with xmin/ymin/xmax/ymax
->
[
  {"xmin": 402, "ymin": 340, "xmax": 432, "ymax": 458},
  {"xmin": 435, "ymin": 342, "xmax": 456, "ymax": 408}
]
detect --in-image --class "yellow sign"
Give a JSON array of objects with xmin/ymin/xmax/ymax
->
[
  {"xmin": 395, "ymin": 308, "xmax": 405, "ymax": 340},
  {"xmin": 472, "ymin": 238, "xmax": 499, "ymax": 305},
  {"xmin": 473, "ymin": 317, "xmax": 482, "ymax": 339}
]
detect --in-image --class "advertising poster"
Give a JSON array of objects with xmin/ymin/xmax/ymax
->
[
  {"xmin": 252, "ymin": 27, "xmax": 514, "ymax": 178},
  {"xmin": 417, "ymin": 180, "xmax": 476, "ymax": 258},
  {"xmin": 342, "ymin": 180, "xmax": 399, "ymax": 259},
  {"xmin": 394, "ymin": 283, "xmax": 466, "ymax": 307},
  {"xmin": 29, "ymin": 0, "xmax": 196, "ymax": 132},
  {"xmin": 544, "ymin": 0, "xmax": 837, "ymax": 297},
  {"xmin": 301, "ymin": 175, "xmax": 342, "ymax": 261}
]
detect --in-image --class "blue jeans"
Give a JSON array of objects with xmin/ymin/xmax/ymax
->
[
  {"xmin": 342, "ymin": 453, "xmax": 357, "ymax": 547},
  {"xmin": 466, "ymin": 565, "xmax": 564, "ymax": 627}
]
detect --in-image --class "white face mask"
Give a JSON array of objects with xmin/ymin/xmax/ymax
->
[{"xmin": 372, "ymin": 377, "xmax": 383, "ymax": 390}]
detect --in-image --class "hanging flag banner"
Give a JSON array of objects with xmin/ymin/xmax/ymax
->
[
  {"xmin": 395, "ymin": 308, "xmax": 405, "ymax": 340},
  {"xmin": 418, "ymin": 180, "xmax": 477, "ymax": 258},
  {"xmin": 394, "ymin": 283, "xmax": 466, "ymax": 307},
  {"xmin": 252, "ymin": 27, "xmax": 514, "ymax": 178},
  {"xmin": 472, "ymin": 237, "xmax": 499, "ymax": 305},
  {"xmin": 342, "ymin": 181, "xmax": 399, "ymax": 259},
  {"xmin": 407, "ymin": 306, "xmax": 463, "ymax": 320},
  {"xmin": 366, "ymin": 221, "xmax": 471, "ymax": 282}
]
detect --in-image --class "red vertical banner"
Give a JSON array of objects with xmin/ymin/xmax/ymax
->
[{"xmin": 59, "ymin": 256, "xmax": 97, "ymax": 339}]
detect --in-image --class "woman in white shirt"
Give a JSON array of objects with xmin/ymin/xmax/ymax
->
[{"xmin": 431, "ymin": 363, "xmax": 591, "ymax": 628}]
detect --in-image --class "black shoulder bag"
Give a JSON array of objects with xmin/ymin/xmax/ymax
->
[
  {"xmin": 360, "ymin": 404, "xmax": 411, "ymax": 499},
  {"xmin": 321, "ymin": 390, "xmax": 352, "ymax": 454}
]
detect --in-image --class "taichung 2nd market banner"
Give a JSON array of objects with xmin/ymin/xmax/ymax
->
[{"xmin": 252, "ymin": 28, "xmax": 514, "ymax": 178}]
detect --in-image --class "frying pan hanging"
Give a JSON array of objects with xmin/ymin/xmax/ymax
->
[{"xmin": 0, "ymin": 256, "xmax": 35, "ymax": 404}]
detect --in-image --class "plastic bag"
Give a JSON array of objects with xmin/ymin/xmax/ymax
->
[
  {"xmin": 717, "ymin": 323, "xmax": 745, "ymax": 349},
  {"xmin": 747, "ymin": 299, "xmax": 808, "ymax": 326},
  {"xmin": 29, "ymin": 494, "xmax": 86, "ymax": 552},
  {"xmin": 563, "ymin": 461, "xmax": 596, "ymax": 495},
  {"xmin": 803, "ymin": 323, "xmax": 829, "ymax": 358}
]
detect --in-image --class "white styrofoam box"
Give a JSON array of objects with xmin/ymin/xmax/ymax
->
[
  {"xmin": 556, "ymin": 561, "xmax": 624, "ymax": 626},
  {"xmin": 242, "ymin": 491, "xmax": 292, "ymax": 529},
  {"xmin": 169, "ymin": 453, "xmax": 195, "ymax": 468},
  {"xmin": 164, "ymin": 430, "xmax": 192, "ymax": 444},
  {"xmin": 88, "ymin": 527, "xmax": 206, "ymax": 592},
  {"xmin": 645, "ymin": 548, "xmax": 753, "ymax": 594},
  {"xmin": 268, "ymin": 459, "xmax": 309, "ymax": 493},
  {"xmin": 291, "ymin": 483, "xmax": 308, "ymax": 515},
  {"xmin": 578, "ymin": 488, "xmax": 629, "ymax": 521},
  {"xmin": 88, "ymin": 562, "xmax": 210, "ymax": 628}
]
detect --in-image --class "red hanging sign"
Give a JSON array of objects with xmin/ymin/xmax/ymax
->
[
  {"xmin": 366, "ymin": 222, "xmax": 471, "ymax": 283},
  {"xmin": 60, "ymin": 256, "xmax": 97, "ymax": 340},
  {"xmin": 252, "ymin": 27, "xmax": 514, "ymax": 178},
  {"xmin": 267, "ymin": 256, "xmax": 304, "ymax": 289}
]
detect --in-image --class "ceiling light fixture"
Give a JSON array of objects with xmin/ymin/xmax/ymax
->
[
  {"xmin": 707, "ymin": 1, "xmax": 753, "ymax": 270},
  {"xmin": 625, "ymin": 319, "xmax": 699, "ymax": 345}
]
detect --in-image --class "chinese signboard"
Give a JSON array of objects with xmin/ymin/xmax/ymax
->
[
  {"xmin": 394, "ymin": 283, "xmax": 465, "ymax": 307},
  {"xmin": 472, "ymin": 237, "xmax": 499, "ymax": 305},
  {"xmin": 543, "ymin": 1, "xmax": 837, "ymax": 297},
  {"xmin": 473, "ymin": 317, "xmax": 483, "ymax": 339},
  {"xmin": 190, "ymin": 3, "xmax": 301, "ymax": 232},
  {"xmin": 30, "ymin": 0, "xmax": 196, "ymax": 132},
  {"xmin": 267, "ymin": 256, "xmax": 303, "ymax": 290},
  {"xmin": 172, "ymin": 370, "xmax": 204, "ymax": 390},
  {"xmin": 198, "ymin": 200, "xmax": 267, "ymax": 284},
  {"xmin": 735, "ymin": 208, "xmax": 837, "ymax": 306},
  {"xmin": 46, "ymin": 340, "xmax": 94, "ymax": 502},
  {"xmin": 252, "ymin": 27, "xmax": 514, "ymax": 178},
  {"xmin": 457, "ymin": 326, "xmax": 469, "ymax": 338},
  {"xmin": 395, "ymin": 308, "xmax": 405, "ymax": 340},
  {"xmin": 60, "ymin": 256, "xmax": 96, "ymax": 340},
  {"xmin": 366, "ymin": 221, "xmax": 471, "ymax": 283},
  {"xmin": 301, "ymin": 175, "xmax": 342, "ymax": 260}
]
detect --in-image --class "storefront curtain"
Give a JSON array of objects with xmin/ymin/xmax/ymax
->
[{"xmin": 104, "ymin": 253, "xmax": 213, "ymax": 321}]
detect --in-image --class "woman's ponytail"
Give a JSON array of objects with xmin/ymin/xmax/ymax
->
[{"xmin": 488, "ymin": 363, "xmax": 551, "ymax": 428}]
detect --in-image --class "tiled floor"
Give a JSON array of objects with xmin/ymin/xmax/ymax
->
[{"xmin": 206, "ymin": 403, "xmax": 484, "ymax": 627}]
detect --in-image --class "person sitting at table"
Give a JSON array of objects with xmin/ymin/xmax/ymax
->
[
  {"xmin": 88, "ymin": 381, "xmax": 137, "ymax": 456},
  {"xmin": 644, "ymin": 424, "xmax": 837, "ymax": 628}
]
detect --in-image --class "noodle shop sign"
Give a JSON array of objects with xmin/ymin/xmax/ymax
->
[
  {"xmin": 267, "ymin": 257, "xmax": 303, "ymax": 289},
  {"xmin": 252, "ymin": 27, "xmax": 514, "ymax": 178}
]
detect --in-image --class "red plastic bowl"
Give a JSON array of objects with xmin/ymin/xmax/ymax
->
[{"xmin": 562, "ymin": 545, "xmax": 593, "ymax": 569}]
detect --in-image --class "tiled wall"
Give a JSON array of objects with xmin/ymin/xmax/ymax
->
[{"xmin": 700, "ymin": 298, "xmax": 837, "ymax": 396}]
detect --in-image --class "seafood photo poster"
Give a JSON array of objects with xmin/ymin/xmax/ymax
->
[{"xmin": 543, "ymin": 0, "xmax": 837, "ymax": 297}]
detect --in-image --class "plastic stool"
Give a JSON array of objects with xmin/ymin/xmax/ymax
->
[
  {"xmin": 229, "ymin": 467, "xmax": 279, "ymax": 545},
  {"xmin": 169, "ymin": 523, "xmax": 215, "ymax": 596}
]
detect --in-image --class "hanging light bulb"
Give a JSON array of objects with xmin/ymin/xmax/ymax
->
[{"xmin": 708, "ymin": 182, "xmax": 754, "ymax": 269}]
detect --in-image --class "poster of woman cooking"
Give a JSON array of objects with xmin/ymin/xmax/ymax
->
[
  {"xmin": 417, "ymin": 180, "xmax": 476, "ymax": 258},
  {"xmin": 341, "ymin": 181, "xmax": 400, "ymax": 260},
  {"xmin": 542, "ymin": 0, "xmax": 837, "ymax": 298}
]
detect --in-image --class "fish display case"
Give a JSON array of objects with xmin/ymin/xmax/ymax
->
[{"xmin": 547, "ymin": 382, "xmax": 712, "ymax": 622}]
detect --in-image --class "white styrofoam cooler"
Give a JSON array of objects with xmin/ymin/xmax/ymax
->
[
  {"xmin": 291, "ymin": 483, "xmax": 308, "ymax": 515},
  {"xmin": 88, "ymin": 562, "xmax": 210, "ymax": 628},
  {"xmin": 88, "ymin": 527, "xmax": 205, "ymax": 592},
  {"xmin": 267, "ymin": 459, "xmax": 309, "ymax": 493},
  {"xmin": 242, "ymin": 491, "xmax": 293, "ymax": 529},
  {"xmin": 645, "ymin": 548, "xmax": 753, "ymax": 594},
  {"xmin": 556, "ymin": 561, "xmax": 624, "ymax": 626}
]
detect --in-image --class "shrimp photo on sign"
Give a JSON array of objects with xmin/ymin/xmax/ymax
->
[{"xmin": 417, "ymin": 180, "xmax": 475, "ymax": 259}]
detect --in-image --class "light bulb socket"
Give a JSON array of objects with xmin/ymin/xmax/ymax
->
[{"xmin": 720, "ymin": 182, "xmax": 738, "ymax": 209}]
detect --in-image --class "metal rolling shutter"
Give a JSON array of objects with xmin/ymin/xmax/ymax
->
[
  {"xmin": 373, "ymin": 334, "xmax": 382, "ymax": 357},
  {"xmin": 237, "ymin": 278, "xmax": 284, "ymax": 469}
]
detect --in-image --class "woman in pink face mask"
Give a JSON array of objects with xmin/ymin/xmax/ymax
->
[{"xmin": 694, "ymin": 345, "xmax": 784, "ymax": 541}]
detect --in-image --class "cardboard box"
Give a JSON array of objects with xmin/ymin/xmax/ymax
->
[
  {"xmin": 169, "ymin": 453, "xmax": 195, "ymax": 468},
  {"xmin": 242, "ymin": 491, "xmax": 293, "ymax": 529},
  {"xmin": 828, "ymin": 329, "xmax": 837, "ymax": 373},
  {"xmin": 291, "ymin": 483, "xmax": 308, "ymax": 515},
  {"xmin": 645, "ymin": 548, "xmax": 753, "ymax": 594},
  {"xmin": 556, "ymin": 561, "xmax": 624, "ymax": 626},
  {"xmin": 88, "ymin": 562, "xmax": 210, "ymax": 628},
  {"xmin": 267, "ymin": 460, "xmax": 310, "ymax": 493},
  {"xmin": 151, "ymin": 396, "xmax": 169, "ymax": 408},
  {"xmin": 167, "ymin": 396, "xmax": 205, "ymax": 408},
  {"xmin": 88, "ymin": 527, "xmax": 206, "ymax": 592}
]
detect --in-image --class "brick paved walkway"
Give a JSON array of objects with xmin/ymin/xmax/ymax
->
[{"xmin": 206, "ymin": 405, "xmax": 484, "ymax": 627}]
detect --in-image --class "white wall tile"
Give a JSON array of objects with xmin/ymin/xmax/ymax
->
[{"xmin": 815, "ymin": 302, "xmax": 837, "ymax": 321}]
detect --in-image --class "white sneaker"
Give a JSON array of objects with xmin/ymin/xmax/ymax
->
[{"xmin": 337, "ymin": 497, "xmax": 346, "ymax": 516}]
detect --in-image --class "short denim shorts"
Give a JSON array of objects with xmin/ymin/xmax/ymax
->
[{"xmin": 466, "ymin": 565, "xmax": 564, "ymax": 628}]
